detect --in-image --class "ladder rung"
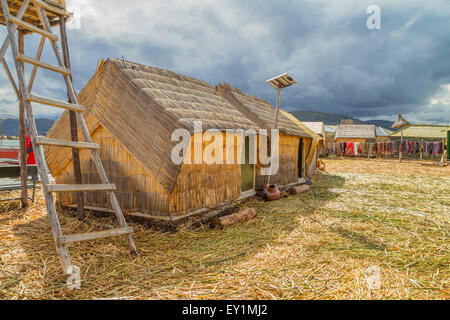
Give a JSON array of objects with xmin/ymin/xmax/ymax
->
[
  {"xmin": 16, "ymin": 54, "xmax": 71, "ymax": 76},
  {"xmin": 8, "ymin": 16, "xmax": 58, "ymax": 41},
  {"xmin": 27, "ymin": 94, "xmax": 84, "ymax": 112},
  {"xmin": 47, "ymin": 184, "xmax": 117, "ymax": 193},
  {"xmin": 34, "ymin": 136, "xmax": 100, "ymax": 150},
  {"xmin": 58, "ymin": 227, "xmax": 134, "ymax": 244}
]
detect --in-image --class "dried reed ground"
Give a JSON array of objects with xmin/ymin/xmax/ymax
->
[{"xmin": 0, "ymin": 159, "xmax": 448, "ymax": 300}]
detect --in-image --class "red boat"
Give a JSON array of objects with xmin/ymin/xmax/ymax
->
[{"xmin": 0, "ymin": 147, "xmax": 19, "ymax": 165}]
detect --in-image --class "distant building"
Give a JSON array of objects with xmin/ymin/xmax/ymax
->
[
  {"xmin": 303, "ymin": 122, "xmax": 326, "ymax": 156},
  {"xmin": 335, "ymin": 124, "xmax": 377, "ymax": 144},
  {"xmin": 324, "ymin": 125, "xmax": 336, "ymax": 155},
  {"xmin": 376, "ymin": 127, "xmax": 393, "ymax": 142},
  {"xmin": 389, "ymin": 125, "xmax": 450, "ymax": 140}
]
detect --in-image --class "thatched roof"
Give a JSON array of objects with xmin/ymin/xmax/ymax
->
[
  {"xmin": 392, "ymin": 114, "xmax": 411, "ymax": 129},
  {"xmin": 280, "ymin": 111, "xmax": 321, "ymax": 142},
  {"xmin": 303, "ymin": 122, "xmax": 325, "ymax": 137},
  {"xmin": 215, "ymin": 83, "xmax": 311, "ymax": 138},
  {"xmin": 335, "ymin": 124, "xmax": 376, "ymax": 139},
  {"xmin": 46, "ymin": 59, "xmax": 257, "ymax": 193},
  {"xmin": 390, "ymin": 125, "xmax": 450, "ymax": 139},
  {"xmin": 0, "ymin": 1, "xmax": 67, "ymax": 27}
]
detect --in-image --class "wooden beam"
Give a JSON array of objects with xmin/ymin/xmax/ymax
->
[
  {"xmin": 59, "ymin": 15, "xmax": 85, "ymax": 220},
  {"xmin": 27, "ymin": 35, "xmax": 45, "ymax": 92},
  {"xmin": 8, "ymin": 15, "xmax": 58, "ymax": 40},
  {"xmin": 16, "ymin": 53, "xmax": 71, "ymax": 75},
  {"xmin": 47, "ymin": 184, "xmax": 117, "ymax": 193},
  {"xmin": 18, "ymin": 29, "xmax": 28, "ymax": 208},
  {"xmin": 34, "ymin": 136, "xmax": 100, "ymax": 149},
  {"xmin": 58, "ymin": 227, "xmax": 134, "ymax": 245},
  {"xmin": 31, "ymin": 0, "xmax": 71, "ymax": 17},
  {"xmin": 1, "ymin": 58, "xmax": 19, "ymax": 98},
  {"xmin": 27, "ymin": 94, "xmax": 84, "ymax": 112}
]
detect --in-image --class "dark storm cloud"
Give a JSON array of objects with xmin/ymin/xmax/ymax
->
[{"xmin": 0, "ymin": 0, "xmax": 448, "ymax": 123}]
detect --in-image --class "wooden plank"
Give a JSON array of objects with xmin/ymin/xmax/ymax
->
[
  {"xmin": 8, "ymin": 15, "xmax": 58, "ymax": 41},
  {"xmin": 27, "ymin": 94, "xmax": 84, "ymax": 111},
  {"xmin": 59, "ymin": 15, "xmax": 85, "ymax": 220},
  {"xmin": 58, "ymin": 227, "xmax": 134, "ymax": 244},
  {"xmin": 47, "ymin": 184, "xmax": 116, "ymax": 193},
  {"xmin": 27, "ymin": 35, "xmax": 46, "ymax": 92},
  {"xmin": 34, "ymin": 136, "xmax": 100, "ymax": 149},
  {"xmin": 1, "ymin": 58, "xmax": 19, "ymax": 98},
  {"xmin": 18, "ymin": 29, "xmax": 28, "ymax": 208},
  {"xmin": 16, "ymin": 53, "xmax": 71, "ymax": 75},
  {"xmin": 31, "ymin": 0, "xmax": 71, "ymax": 17}
]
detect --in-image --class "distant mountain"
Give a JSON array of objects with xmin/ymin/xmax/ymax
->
[
  {"xmin": 0, "ymin": 118, "xmax": 55, "ymax": 137},
  {"xmin": 290, "ymin": 111, "xmax": 394, "ymax": 129}
]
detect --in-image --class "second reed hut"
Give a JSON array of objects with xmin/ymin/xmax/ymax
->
[
  {"xmin": 280, "ymin": 110, "xmax": 322, "ymax": 177},
  {"xmin": 215, "ymin": 83, "xmax": 312, "ymax": 190}
]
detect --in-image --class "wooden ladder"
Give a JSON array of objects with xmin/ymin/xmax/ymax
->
[{"xmin": 0, "ymin": 0, "xmax": 137, "ymax": 276}]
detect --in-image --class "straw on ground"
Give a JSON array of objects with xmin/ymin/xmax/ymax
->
[{"xmin": 0, "ymin": 158, "xmax": 448, "ymax": 299}]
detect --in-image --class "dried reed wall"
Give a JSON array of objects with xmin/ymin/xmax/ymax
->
[
  {"xmin": 54, "ymin": 129, "xmax": 243, "ymax": 218},
  {"xmin": 255, "ymin": 134, "xmax": 301, "ymax": 189}
]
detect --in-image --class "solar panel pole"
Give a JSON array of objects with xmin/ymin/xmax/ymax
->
[
  {"xmin": 273, "ymin": 87, "xmax": 281, "ymax": 130},
  {"xmin": 266, "ymin": 73, "xmax": 297, "ymax": 186}
]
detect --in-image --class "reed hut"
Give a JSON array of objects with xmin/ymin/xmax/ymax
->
[
  {"xmin": 45, "ymin": 59, "xmax": 260, "ymax": 221},
  {"xmin": 215, "ymin": 84, "xmax": 312, "ymax": 190},
  {"xmin": 279, "ymin": 110, "xmax": 321, "ymax": 177},
  {"xmin": 303, "ymin": 122, "xmax": 326, "ymax": 156},
  {"xmin": 335, "ymin": 124, "xmax": 377, "ymax": 144}
]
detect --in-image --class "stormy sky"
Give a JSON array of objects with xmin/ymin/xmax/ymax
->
[{"xmin": 0, "ymin": 0, "xmax": 449, "ymax": 124}]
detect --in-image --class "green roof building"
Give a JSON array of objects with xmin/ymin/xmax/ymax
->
[{"xmin": 390, "ymin": 125, "xmax": 450, "ymax": 139}]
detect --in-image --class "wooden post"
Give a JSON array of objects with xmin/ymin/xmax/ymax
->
[
  {"xmin": 18, "ymin": 29, "xmax": 28, "ymax": 208},
  {"xmin": 267, "ymin": 86, "xmax": 281, "ymax": 186},
  {"xmin": 59, "ymin": 16, "xmax": 85, "ymax": 219},
  {"xmin": 399, "ymin": 131, "xmax": 403, "ymax": 162},
  {"xmin": 441, "ymin": 138, "xmax": 445, "ymax": 163},
  {"xmin": 420, "ymin": 139, "xmax": 423, "ymax": 162}
]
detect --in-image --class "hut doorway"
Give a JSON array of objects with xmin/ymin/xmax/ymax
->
[
  {"xmin": 241, "ymin": 136, "xmax": 255, "ymax": 193},
  {"xmin": 298, "ymin": 138, "xmax": 303, "ymax": 178}
]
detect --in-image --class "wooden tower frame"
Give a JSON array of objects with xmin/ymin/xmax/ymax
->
[{"xmin": 0, "ymin": 0, "xmax": 137, "ymax": 276}]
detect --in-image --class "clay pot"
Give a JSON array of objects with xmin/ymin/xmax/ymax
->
[{"xmin": 266, "ymin": 184, "xmax": 281, "ymax": 201}]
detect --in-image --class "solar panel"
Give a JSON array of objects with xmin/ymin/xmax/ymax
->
[{"xmin": 266, "ymin": 73, "xmax": 297, "ymax": 89}]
